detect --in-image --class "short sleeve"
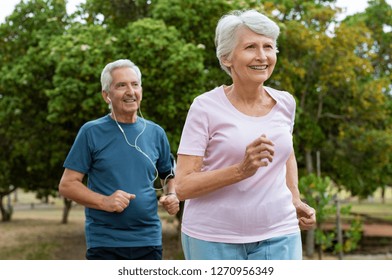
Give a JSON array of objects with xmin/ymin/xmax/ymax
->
[
  {"xmin": 63, "ymin": 125, "xmax": 93, "ymax": 174},
  {"xmin": 177, "ymin": 97, "xmax": 209, "ymax": 156}
]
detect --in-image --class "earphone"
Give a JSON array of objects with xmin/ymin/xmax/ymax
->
[
  {"xmin": 107, "ymin": 97, "xmax": 112, "ymax": 110},
  {"xmin": 108, "ymin": 97, "xmax": 174, "ymax": 191}
]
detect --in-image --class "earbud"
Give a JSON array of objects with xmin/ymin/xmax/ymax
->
[{"xmin": 107, "ymin": 97, "xmax": 112, "ymax": 103}]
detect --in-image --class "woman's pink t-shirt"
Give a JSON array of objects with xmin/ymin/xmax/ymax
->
[{"xmin": 177, "ymin": 85, "xmax": 300, "ymax": 243}]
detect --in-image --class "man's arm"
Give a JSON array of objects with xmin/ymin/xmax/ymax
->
[
  {"xmin": 159, "ymin": 178, "xmax": 180, "ymax": 216},
  {"xmin": 59, "ymin": 168, "xmax": 135, "ymax": 213}
]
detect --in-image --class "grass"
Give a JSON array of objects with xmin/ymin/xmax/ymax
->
[
  {"xmin": 0, "ymin": 190, "xmax": 183, "ymax": 260},
  {"xmin": 334, "ymin": 188, "xmax": 392, "ymax": 223},
  {"xmin": 350, "ymin": 202, "xmax": 392, "ymax": 221}
]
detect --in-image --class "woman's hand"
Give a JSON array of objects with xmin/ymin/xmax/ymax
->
[
  {"xmin": 293, "ymin": 199, "xmax": 316, "ymax": 230},
  {"xmin": 238, "ymin": 134, "xmax": 275, "ymax": 178}
]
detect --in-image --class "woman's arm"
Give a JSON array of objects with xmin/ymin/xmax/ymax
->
[
  {"xmin": 286, "ymin": 150, "xmax": 316, "ymax": 230},
  {"xmin": 175, "ymin": 135, "xmax": 275, "ymax": 201}
]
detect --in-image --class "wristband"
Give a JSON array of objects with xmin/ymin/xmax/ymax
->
[{"xmin": 166, "ymin": 192, "xmax": 177, "ymax": 196}]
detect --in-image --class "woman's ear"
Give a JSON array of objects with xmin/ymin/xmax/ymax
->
[{"xmin": 221, "ymin": 56, "xmax": 232, "ymax": 67}]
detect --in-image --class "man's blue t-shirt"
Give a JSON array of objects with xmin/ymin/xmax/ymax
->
[{"xmin": 63, "ymin": 115, "xmax": 173, "ymax": 249}]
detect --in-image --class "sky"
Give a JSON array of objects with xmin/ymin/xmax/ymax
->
[
  {"xmin": 0, "ymin": 0, "xmax": 83, "ymax": 23},
  {"xmin": 0, "ymin": 0, "xmax": 392, "ymax": 23}
]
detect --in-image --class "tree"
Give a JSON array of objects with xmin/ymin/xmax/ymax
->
[
  {"xmin": 115, "ymin": 18, "xmax": 206, "ymax": 151},
  {"xmin": 262, "ymin": 0, "xmax": 392, "ymax": 197},
  {"xmin": 1, "ymin": 0, "xmax": 390, "ymax": 225},
  {"xmin": 150, "ymin": 0, "xmax": 235, "ymax": 89},
  {"xmin": 299, "ymin": 174, "xmax": 362, "ymax": 259},
  {"xmin": 42, "ymin": 22, "xmax": 117, "ymax": 222},
  {"xmin": 343, "ymin": 0, "xmax": 392, "ymax": 199},
  {"xmin": 0, "ymin": 0, "xmax": 69, "ymax": 221},
  {"xmin": 81, "ymin": 0, "xmax": 152, "ymax": 27}
]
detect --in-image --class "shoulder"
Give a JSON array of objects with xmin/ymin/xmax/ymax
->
[
  {"xmin": 191, "ymin": 86, "xmax": 224, "ymax": 110},
  {"xmin": 80, "ymin": 115, "xmax": 110, "ymax": 132},
  {"xmin": 143, "ymin": 118, "xmax": 166, "ymax": 134},
  {"xmin": 264, "ymin": 86, "xmax": 296, "ymax": 108}
]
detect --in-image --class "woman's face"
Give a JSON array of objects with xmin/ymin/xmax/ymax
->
[{"xmin": 224, "ymin": 26, "xmax": 277, "ymax": 85}]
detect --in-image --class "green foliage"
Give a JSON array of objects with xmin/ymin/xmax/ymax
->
[
  {"xmin": 0, "ymin": 0, "xmax": 69, "ymax": 198},
  {"xmin": 340, "ymin": 216, "xmax": 362, "ymax": 253},
  {"xmin": 150, "ymin": 0, "xmax": 233, "ymax": 88},
  {"xmin": 45, "ymin": 23, "xmax": 114, "ymax": 126},
  {"xmin": 115, "ymin": 18, "xmax": 206, "ymax": 150},
  {"xmin": 330, "ymin": 126, "xmax": 392, "ymax": 197},
  {"xmin": 299, "ymin": 173, "xmax": 362, "ymax": 255},
  {"xmin": 270, "ymin": 0, "xmax": 392, "ymax": 197},
  {"xmin": 82, "ymin": 0, "xmax": 151, "ymax": 27},
  {"xmin": 299, "ymin": 173, "xmax": 335, "ymax": 224},
  {"xmin": 0, "ymin": 0, "xmax": 391, "ymax": 222}
]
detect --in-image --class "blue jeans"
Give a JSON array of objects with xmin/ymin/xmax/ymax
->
[{"xmin": 181, "ymin": 232, "xmax": 302, "ymax": 260}]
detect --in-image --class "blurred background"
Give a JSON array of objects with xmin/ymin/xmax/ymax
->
[{"xmin": 0, "ymin": 0, "xmax": 391, "ymax": 260}]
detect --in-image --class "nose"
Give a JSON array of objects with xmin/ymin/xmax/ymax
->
[
  {"xmin": 256, "ymin": 48, "xmax": 268, "ymax": 60},
  {"xmin": 125, "ymin": 84, "xmax": 135, "ymax": 94}
]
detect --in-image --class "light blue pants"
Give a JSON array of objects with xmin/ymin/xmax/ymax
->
[{"xmin": 181, "ymin": 232, "xmax": 302, "ymax": 260}]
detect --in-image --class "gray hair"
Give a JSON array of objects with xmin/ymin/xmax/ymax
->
[
  {"xmin": 215, "ymin": 10, "xmax": 280, "ymax": 76},
  {"xmin": 100, "ymin": 59, "xmax": 142, "ymax": 92}
]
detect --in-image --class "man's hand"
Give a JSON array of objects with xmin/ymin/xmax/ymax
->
[
  {"xmin": 102, "ymin": 190, "xmax": 136, "ymax": 213},
  {"xmin": 159, "ymin": 194, "xmax": 180, "ymax": 215}
]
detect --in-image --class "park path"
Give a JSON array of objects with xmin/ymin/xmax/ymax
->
[
  {"xmin": 362, "ymin": 223, "xmax": 392, "ymax": 237},
  {"xmin": 323, "ymin": 221, "xmax": 392, "ymax": 237}
]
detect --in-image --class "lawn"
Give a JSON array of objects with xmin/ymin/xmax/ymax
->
[{"xmin": 0, "ymin": 190, "xmax": 183, "ymax": 260}]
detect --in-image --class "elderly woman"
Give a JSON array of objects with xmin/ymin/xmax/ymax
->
[{"xmin": 175, "ymin": 10, "xmax": 316, "ymax": 260}]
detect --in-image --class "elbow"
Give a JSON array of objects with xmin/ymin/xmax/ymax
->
[
  {"xmin": 58, "ymin": 179, "xmax": 69, "ymax": 199},
  {"xmin": 58, "ymin": 182, "xmax": 65, "ymax": 198},
  {"xmin": 175, "ymin": 184, "xmax": 186, "ymax": 202},
  {"xmin": 174, "ymin": 177, "xmax": 189, "ymax": 201}
]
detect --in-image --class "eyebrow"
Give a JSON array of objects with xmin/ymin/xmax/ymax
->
[{"xmin": 242, "ymin": 37, "xmax": 274, "ymax": 44}]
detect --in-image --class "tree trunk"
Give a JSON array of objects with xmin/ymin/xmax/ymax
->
[
  {"xmin": 61, "ymin": 198, "xmax": 73, "ymax": 224},
  {"xmin": 0, "ymin": 195, "xmax": 12, "ymax": 222},
  {"xmin": 335, "ymin": 197, "xmax": 343, "ymax": 260},
  {"xmin": 305, "ymin": 149, "xmax": 315, "ymax": 258},
  {"xmin": 305, "ymin": 149, "xmax": 314, "ymax": 173},
  {"xmin": 381, "ymin": 186, "xmax": 385, "ymax": 204}
]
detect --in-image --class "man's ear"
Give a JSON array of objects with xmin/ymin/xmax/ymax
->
[{"xmin": 102, "ymin": 91, "xmax": 110, "ymax": 104}]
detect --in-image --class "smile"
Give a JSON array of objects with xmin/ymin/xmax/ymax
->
[
  {"xmin": 123, "ymin": 97, "xmax": 137, "ymax": 103},
  {"xmin": 249, "ymin": 65, "xmax": 268, "ymax": 70}
]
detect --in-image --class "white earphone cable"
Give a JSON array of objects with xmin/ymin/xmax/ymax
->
[{"xmin": 110, "ymin": 106, "xmax": 173, "ymax": 191}]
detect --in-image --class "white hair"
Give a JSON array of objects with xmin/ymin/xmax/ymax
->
[
  {"xmin": 215, "ymin": 10, "xmax": 280, "ymax": 76},
  {"xmin": 101, "ymin": 59, "xmax": 142, "ymax": 92}
]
